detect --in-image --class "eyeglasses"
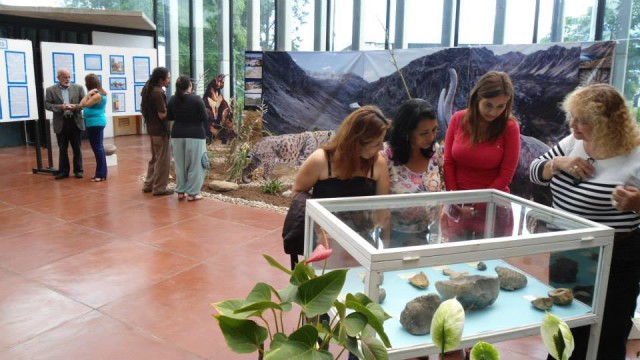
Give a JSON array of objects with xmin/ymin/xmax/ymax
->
[{"xmin": 573, "ymin": 157, "xmax": 595, "ymax": 185}]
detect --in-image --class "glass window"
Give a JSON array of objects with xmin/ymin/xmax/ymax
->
[
  {"xmin": 289, "ymin": 0, "xmax": 314, "ymax": 51},
  {"xmin": 330, "ymin": 0, "xmax": 353, "ymax": 51},
  {"xmin": 562, "ymin": 0, "xmax": 596, "ymax": 42},
  {"xmin": 504, "ymin": 0, "xmax": 536, "ymax": 44},
  {"xmin": 404, "ymin": 0, "xmax": 443, "ymax": 47},
  {"xmin": 203, "ymin": 0, "xmax": 223, "ymax": 81},
  {"xmin": 458, "ymin": 0, "xmax": 496, "ymax": 45},
  {"xmin": 360, "ymin": 0, "xmax": 388, "ymax": 50},
  {"xmin": 233, "ymin": 0, "xmax": 248, "ymax": 103},
  {"xmin": 536, "ymin": 0, "xmax": 554, "ymax": 43},
  {"xmin": 261, "ymin": 0, "xmax": 276, "ymax": 50},
  {"xmin": 178, "ymin": 0, "xmax": 191, "ymax": 76}
]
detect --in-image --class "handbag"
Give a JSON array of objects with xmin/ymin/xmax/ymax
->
[
  {"xmin": 201, "ymin": 152, "xmax": 211, "ymax": 169},
  {"xmin": 282, "ymin": 191, "xmax": 312, "ymax": 255}
]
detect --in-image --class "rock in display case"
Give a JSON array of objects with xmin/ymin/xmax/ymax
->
[{"xmin": 304, "ymin": 189, "xmax": 614, "ymax": 359}]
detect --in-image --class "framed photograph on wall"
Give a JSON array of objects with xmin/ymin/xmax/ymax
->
[
  {"xmin": 52, "ymin": 52, "xmax": 75, "ymax": 83},
  {"xmin": 109, "ymin": 77, "xmax": 127, "ymax": 90},
  {"xmin": 133, "ymin": 56, "xmax": 150, "ymax": 83},
  {"xmin": 84, "ymin": 54, "xmax": 102, "ymax": 71},
  {"xmin": 112, "ymin": 92, "xmax": 125, "ymax": 112},
  {"xmin": 109, "ymin": 55, "xmax": 125, "ymax": 74},
  {"xmin": 134, "ymin": 84, "xmax": 144, "ymax": 112},
  {"xmin": 5, "ymin": 51, "xmax": 27, "ymax": 84}
]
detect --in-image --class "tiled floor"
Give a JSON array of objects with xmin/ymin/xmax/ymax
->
[{"xmin": 0, "ymin": 135, "xmax": 638, "ymax": 359}]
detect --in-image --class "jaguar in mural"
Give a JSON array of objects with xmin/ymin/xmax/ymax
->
[{"xmin": 241, "ymin": 130, "xmax": 334, "ymax": 183}]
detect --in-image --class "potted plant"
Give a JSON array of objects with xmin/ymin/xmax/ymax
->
[{"xmin": 213, "ymin": 245, "xmax": 392, "ymax": 359}]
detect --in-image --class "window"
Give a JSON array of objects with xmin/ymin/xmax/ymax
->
[
  {"xmin": 458, "ymin": 0, "xmax": 496, "ymax": 45},
  {"xmin": 504, "ymin": 0, "xmax": 536, "ymax": 44},
  {"xmin": 330, "ymin": 0, "xmax": 354, "ymax": 51},
  {"xmin": 404, "ymin": 0, "xmax": 443, "ymax": 47}
]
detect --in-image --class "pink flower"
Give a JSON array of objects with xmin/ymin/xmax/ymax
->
[{"xmin": 305, "ymin": 244, "xmax": 333, "ymax": 264}]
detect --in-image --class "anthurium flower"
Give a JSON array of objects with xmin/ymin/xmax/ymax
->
[
  {"xmin": 304, "ymin": 244, "xmax": 333, "ymax": 264},
  {"xmin": 470, "ymin": 341, "xmax": 500, "ymax": 360},
  {"xmin": 431, "ymin": 298, "xmax": 465, "ymax": 353},
  {"xmin": 541, "ymin": 312, "xmax": 574, "ymax": 360}
]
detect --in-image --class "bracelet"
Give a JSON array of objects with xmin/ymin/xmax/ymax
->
[{"xmin": 549, "ymin": 159, "xmax": 558, "ymax": 176}]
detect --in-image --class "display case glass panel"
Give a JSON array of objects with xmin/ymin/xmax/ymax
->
[{"xmin": 304, "ymin": 190, "xmax": 614, "ymax": 359}]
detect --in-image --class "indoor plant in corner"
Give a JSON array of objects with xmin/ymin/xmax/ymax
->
[{"xmin": 212, "ymin": 245, "xmax": 392, "ymax": 359}]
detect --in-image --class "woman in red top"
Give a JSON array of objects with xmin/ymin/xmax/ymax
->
[{"xmin": 443, "ymin": 71, "xmax": 521, "ymax": 242}]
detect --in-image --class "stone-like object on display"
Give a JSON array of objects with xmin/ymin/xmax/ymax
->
[
  {"xmin": 531, "ymin": 297, "xmax": 554, "ymax": 311},
  {"xmin": 399, "ymin": 294, "xmax": 442, "ymax": 335},
  {"xmin": 548, "ymin": 288, "xmax": 574, "ymax": 305},
  {"xmin": 572, "ymin": 285, "xmax": 594, "ymax": 304},
  {"xmin": 495, "ymin": 266, "xmax": 528, "ymax": 291},
  {"xmin": 435, "ymin": 275, "xmax": 500, "ymax": 310},
  {"xmin": 379, "ymin": 288, "xmax": 386, "ymax": 303},
  {"xmin": 549, "ymin": 256, "xmax": 578, "ymax": 283},
  {"xmin": 208, "ymin": 180, "xmax": 240, "ymax": 192},
  {"xmin": 104, "ymin": 144, "xmax": 117, "ymax": 156},
  {"xmin": 409, "ymin": 271, "xmax": 429, "ymax": 289},
  {"xmin": 477, "ymin": 261, "xmax": 487, "ymax": 271},
  {"xmin": 443, "ymin": 269, "xmax": 468, "ymax": 279}
]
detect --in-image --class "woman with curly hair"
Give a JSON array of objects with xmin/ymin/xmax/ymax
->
[{"xmin": 530, "ymin": 83, "xmax": 640, "ymax": 360}]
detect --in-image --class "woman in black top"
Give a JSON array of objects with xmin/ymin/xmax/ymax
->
[{"xmin": 168, "ymin": 76, "xmax": 209, "ymax": 201}]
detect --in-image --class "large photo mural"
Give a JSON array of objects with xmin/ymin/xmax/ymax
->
[{"xmin": 256, "ymin": 41, "xmax": 614, "ymax": 202}]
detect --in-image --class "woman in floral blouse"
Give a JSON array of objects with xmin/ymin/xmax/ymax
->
[{"xmin": 382, "ymin": 99, "xmax": 444, "ymax": 247}]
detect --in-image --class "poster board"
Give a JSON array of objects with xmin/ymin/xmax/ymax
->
[
  {"xmin": 41, "ymin": 42, "xmax": 157, "ymax": 138},
  {"xmin": 0, "ymin": 38, "xmax": 38, "ymax": 122}
]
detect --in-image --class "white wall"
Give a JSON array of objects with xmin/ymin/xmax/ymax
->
[
  {"xmin": 92, "ymin": 31, "xmax": 154, "ymax": 49},
  {"xmin": 41, "ymin": 42, "xmax": 157, "ymax": 138}
]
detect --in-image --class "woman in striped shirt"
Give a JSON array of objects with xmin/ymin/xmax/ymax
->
[{"xmin": 530, "ymin": 83, "xmax": 640, "ymax": 360}]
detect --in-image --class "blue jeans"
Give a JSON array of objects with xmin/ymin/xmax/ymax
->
[{"xmin": 87, "ymin": 126, "xmax": 107, "ymax": 179}]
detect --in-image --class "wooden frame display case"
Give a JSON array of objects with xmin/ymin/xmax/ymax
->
[{"xmin": 304, "ymin": 189, "xmax": 614, "ymax": 359}]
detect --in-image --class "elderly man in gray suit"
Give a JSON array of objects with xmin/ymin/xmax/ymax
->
[{"xmin": 45, "ymin": 68, "xmax": 86, "ymax": 180}]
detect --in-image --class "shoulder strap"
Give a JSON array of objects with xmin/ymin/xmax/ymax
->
[
  {"xmin": 369, "ymin": 162, "xmax": 374, "ymax": 178},
  {"xmin": 326, "ymin": 151, "xmax": 332, "ymax": 177}
]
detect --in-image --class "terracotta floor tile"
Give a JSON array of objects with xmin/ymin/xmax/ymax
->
[
  {"xmin": 204, "ymin": 204, "xmax": 285, "ymax": 230},
  {"xmin": 23, "ymin": 192, "xmax": 142, "ymax": 222},
  {"xmin": 135, "ymin": 216, "xmax": 271, "ymax": 259},
  {"xmin": 0, "ymin": 223, "xmax": 114, "ymax": 273},
  {"xmin": 0, "ymin": 173, "xmax": 51, "ymax": 191},
  {"xmin": 0, "ymin": 181, "xmax": 96, "ymax": 206},
  {"xmin": 71, "ymin": 202, "xmax": 199, "ymax": 237},
  {"xmin": 147, "ymin": 194, "xmax": 230, "ymax": 212},
  {"xmin": 0, "ymin": 311, "xmax": 203, "ymax": 360},
  {"xmin": 101, "ymin": 261, "xmax": 294, "ymax": 359},
  {"xmin": 0, "ymin": 200, "xmax": 14, "ymax": 212},
  {"xmin": 0, "ymin": 208, "xmax": 64, "ymax": 239},
  {"xmin": 25, "ymin": 241, "xmax": 197, "ymax": 308},
  {"xmin": 0, "ymin": 273, "xmax": 91, "ymax": 349}
]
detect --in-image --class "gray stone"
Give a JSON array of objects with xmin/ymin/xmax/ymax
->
[
  {"xmin": 495, "ymin": 266, "xmax": 528, "ymax": 291},
  {"xmin": 435, "ymin": 275, "xmax": 500, "ymax": 310},
  {"xmin": 531, "ymin": 297, "xmax": 554, "ymax": 311},
  {"xmin": 104, "ymin": 144, "xmax": 117, "ymax": 156},
  {"xmin": 399, "ymin": 294, "xmax": 441, "ymax": 335},
  {"xmin": 477, "ymin": 261, "xmax": 487, "ymax": 271},
  {"xmin": 208, "ymin": 180, "xmax": 240, "ymax": 192}
]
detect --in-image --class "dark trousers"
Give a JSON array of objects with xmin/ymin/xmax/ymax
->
[
  {"xmin": 144, "ymin": 135, "xmax": 171, "ymax": 192},
  {"xmin": 87, "ymin": 126, "xmax": 107, "ymax": 179},
  {"xmin": 56, "ymin": 117, "xmax": 83, "ymax": 176},
  {"xmin": 549, "ymin": 231, "xmax": 640, "ymax": 360}
]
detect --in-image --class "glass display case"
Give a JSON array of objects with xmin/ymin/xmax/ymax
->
[{"xmin": 304, "ymin": 189, "xmax": 614, "ymax": 360}]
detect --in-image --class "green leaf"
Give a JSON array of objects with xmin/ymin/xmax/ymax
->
[
  {"xmin": 247, "ymin": 282, "xmax": 273, "ymax": 302},
  {"xmin": 214, "ymin": 315, "xmax": 268, "ymax": 354},
  {"xmin": 213, "ymin": 299, "xmax": 253, "ymax": 319},
  {"xmin": 265, "ymin": 340, "xmax": 333, "ymax": 360},
  {"xmin": 288, "ymin": 325, "xmax": 319, "ymax": 347},
  {"xmin": 298, "ymin": 269, "xmax": 347, "ymax": 317},
  {"xmin": 264, "ymin": 254, "xmax": 293, "ymax": 275},
  {"xmin": 541, "ymin": 312, "xmax": 574, "ymax": 360},
  {"xmin": 343, "ymin": 312, "xmax": 367, "ymax": 337},
  {"xmin": 345, "ymin": 294, "xmax": 391, "ymax": 347},
  {"xmin": 291, "ymin": 261, "xmax": 315, "ymax": 286},
  {"xmin": 235, "ymin": 300, "xmax": 283, "ymax": 314},
  {"xmin": 430, "ymin": 298, "xmax": 465, "ymax": 353},
  {"xmin": 361, "ymin": 336, "xmax": 389, "ymax": 360},
  {"xmin": 277, "ymin": 283, "xmax": 298, "ymax": 305},
  {"xmin": 334, "ymin": 299, "xmax": 347, "ymax": 319},
  {"xmin": 269, "ymin": 333, "xmax": 288, "ymax": 351},
  {"xmin": 470, "ymin": 341, "xmax": 501, "ymax": 360},
  {"xmin": 345, "ymin": 336, "xmax": 364, "ymax": 359}
]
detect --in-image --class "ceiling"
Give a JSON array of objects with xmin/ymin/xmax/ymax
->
[{"xmin": 0, "ymin": 5, "xmax": 156, "ymax": 32}]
